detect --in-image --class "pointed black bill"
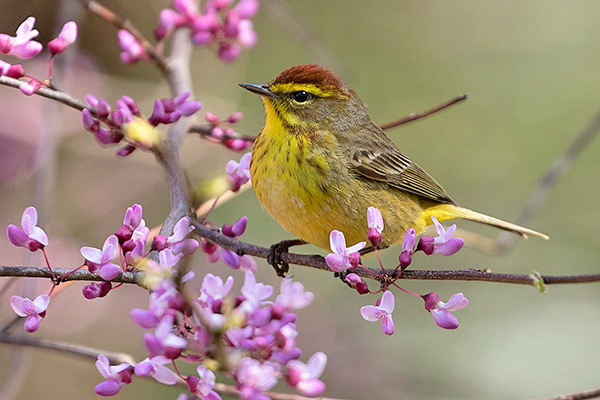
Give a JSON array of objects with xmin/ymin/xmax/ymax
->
[{"xmin": 239, "ymin": 83, "xmax": 280, "ymax": 99}]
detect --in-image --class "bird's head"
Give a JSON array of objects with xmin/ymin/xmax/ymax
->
[{"xmin": 240, "ymin": 64, "xmax": 367, "ymax": 134}]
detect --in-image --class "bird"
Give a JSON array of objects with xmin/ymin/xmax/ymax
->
[{"xmin": 240, "ymin": 64, "xmax": 548, "ymax": 253}]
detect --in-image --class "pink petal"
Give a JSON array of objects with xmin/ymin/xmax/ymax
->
[
  {"xmin": 346, "ymin": 241, "xmax": 366, "ymax": 254},
  {"xmin": 58, "ymin": 21, "xmax": 77, "ymax": 43},
  {"xmin": 101, "ymin": 235, "xmax": 119, "ymax": 262},
  {"xmin": 381, "ymin": 314, "xmax": 395, "ymax": 335},
  {"xmin": 360, "ymin": 305, "xmax": 385, "ymax": 322},
  {"xmin": 32, "ymin": 294, "xmax": 50, "ymax": 313},
  {"xmin": 432, "ymin": 309, "xmax": 459, "ymax": 330},
  {"xmin": 325, "ymin": 253, "xmax": 348, "ymax": 272},
  {"xmin": 151, "ymin": 365, "xmax": 178, "ymax": 385},
  {"xmin": 97, "ymin": 263, "xmax": 122, "ymax": 280},
  {"xmin": 80, "ymin": 246, "xmax": 103, "ymax": 264},
  {"xmin": 10, "ymin": 295, "xmax": 29, "ymax": 317},
  {"xmin": 379, "ymin": 291, "xmax": 395, "ymax": 314},
  {"xmin": 21, "ymin": 206, "xmax": 38, "ymax": 234},
  {"xmin": 296, "ymin": 378, "xmax": 326, "ymax": 397},
  {"xmin": 29, "ymin": 226, "xmax": 49, "ymax": 246},
  {"xmin": 24, "ymin": 314, "xmax": 42, "ymax": 332},
  {"xmin": 7, "ymin": 225, "xmax": 28, "ymax": 247},
  {"xmin": 440, "ymin": 293, "xmax": 469, "ymax": 311},
  {"xmin": 305, "ymin": 352, "xmax": 327, "ymax": 378},
  {"xmin": 94, "ymin": 379, "xmax": 125, "ymax": 396},
  {"xmin": 329, "ymin": 230, "xmax": 347, "ymax": 254}
]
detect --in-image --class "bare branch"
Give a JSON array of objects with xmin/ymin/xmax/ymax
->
[
  {"xmin": 379, "ymin": 93, "xmax": 468, "ymax": 130},
  {"xmin": 535, "ymin": 387, "xmax": 600, "ymax": 400},
  {"xmin": 0, "ymin": 76, "xmax": 89, "ymax": 111}
]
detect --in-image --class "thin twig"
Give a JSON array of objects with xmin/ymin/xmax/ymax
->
[
  {"xmin": 0, "ymin": 76, "xmax": 89, "ymax": 111},
  {"xmin": 379, "ymin": 93, "xmax": 468, "ymax": 130},
  {"xmin": 0, "ymin": 334, "xmax": 135, "ymax": 365},
  {"xmin": 0, "ymin": 267, "xmax": 141, "ymax": 285},
  {"xmin": 534, "ymin": 387, "xmax": 600, "ymax": 400}
]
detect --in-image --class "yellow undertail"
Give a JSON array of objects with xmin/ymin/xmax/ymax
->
[{"xmin": 419, "ymin": 204, "xmax": 549, "ymax": 240}]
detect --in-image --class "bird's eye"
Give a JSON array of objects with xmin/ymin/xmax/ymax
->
[{"xmin": 293, "ymin": 90, "xmax": 310, "ymax": 103}]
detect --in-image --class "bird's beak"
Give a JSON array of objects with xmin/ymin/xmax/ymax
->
[{"xmin": 239, "ymin": 83, "xmax": 280, "ymax": 99}]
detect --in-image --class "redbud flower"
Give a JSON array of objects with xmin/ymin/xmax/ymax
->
[
  {"xmin": 48, "ymin": 21, "xmax": 77, "ymax": 56},
  {"xmin": 94, "ymin": 354, "xmax": 133, "ymax": 396},
  {"xmin": 286, "ymin": 352, "xmax": 327, "ymax": 397},
  {"xmin": 360, "ymin": 291, "xmax": 395, "ymax": 335},
  {"xmin": 0, "ymin": 17, "xmax": 43, "ymax": 59},
  {"xmin": 134, "ymin": 356, "xmax": 178, "ymax": 384},
  {"xmin": 199, "ymin": 273, "xmax": 234, "ymax": 305},
  {"xmin": 7, "ymin": 206, "xmax": 49, "ymax": 252},
  {"xmin": 241, "ymin": 270, "xmax": 273, "ymax": 309},
  {"xmin": 143, "ymin": 314, "xmax": 187, "ymax": 359},
  {"xmin": 325, "ymin": 230, "xmax": 365, "ymax": 272},
  {"xmin": 236, "ymin": 357, "xmax": 279, "ymax": 400},
  {"xmin": 226, "ymin": 152, "xmax": 251, "ymax": 191},
  {"xmin": 399, "ymin": 228, "xmax": 417, "ymax": 266},
  {"xmin": 83, "ymin": 281, "xmax": 112, "ymax": 299},
  {"xmin": 367, "ymin": 206, "xmax": 384, "ymax": 247},
  {"xmin": 422, "ymin": 292, "xmax": 468, "ymax": 330},
  {"xmin": 275, "ymin": 278, "xmax": 314, "ymax": 311},
  {"xmin": 418, "ymin": 216, "xmax": 464, "ymax": 256},
  {"xmin": 187, "ymin": 365, "xmax": 221, "ymax": 400},
  {"xmin": 80, "ymin": 235, "xmax": 122, "ymax": 280},
  {"xmin": 345, "ymin": 273, "xmax": 369, "ymax": 294},
  {"xmin": 0, "ymin": 60, "xmax": 26, "ymax": 78},
  {"xmin": 18, "ymin": 80, "xmax": 41, "ymax": 96},
  {"xmin": 117, "ymin": 30, "xmax": 145, "ymax": 64},
  {"xmin": 168, "ymin": 216, "xmax": 199, "ymax": 256},
  {"xmin": 10, "ymin": 294, "xmax": 50, "ymax": 333}
]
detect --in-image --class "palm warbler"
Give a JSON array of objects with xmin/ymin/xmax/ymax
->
[{"xmin": 240, "ymin": 64, "xmax": 548, "ymax": 251}]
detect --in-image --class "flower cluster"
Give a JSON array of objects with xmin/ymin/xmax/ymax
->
[
  {"xmin": 82, "ymin": 91, "xmax": 201, "ymax": 156},
  {"xmin": 154, "ymin": 0, "xmax": 259, "ymax": 62},
  {"xmin": 100, "ymin": 270, "xmax": 325, "ymax": 398},
  {"xmin": 80, "ymin": 204, "xmax": 199, "ymax": 298},
  {"xmin": 204, "ymin": 112, "xmax": 251, "ymax": 151},
  {"xmin": 323, "ymin": 207, "xmax": 469, "ymax": 335},
  {"xmin": 0, "ymin": 17, "xmax": 77, "ymax": 94},
  {"xmin": 200, "ymin": 216, "xmax": 256, "ymax": 271}
]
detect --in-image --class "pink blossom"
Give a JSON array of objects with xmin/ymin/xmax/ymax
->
[
  {"xmin": 422, "ymin": 292, "xmax": 469, "ymax": 330},
  {"xmin": 399, "ymin": 228, "xmax": 417, "ymax": 266},
  {"xmin": 241, "ymin": 271, "xmax": 273, "ymax": 310},
  {"xmin": 80, "ymin": 235, "xmax": 122, "ymax": 280},
  {"xmin": 187, "ymin": 365, "xmax": 221, "ymax": 400},
  {"xmin": 360, "ymin": 291, "xmax": 395, "ymax": 335},
  {"xmin": 117, "ymin": 30, "xmax": 145, "ymax": 64},
  {"xmin": 48, "ymin": 21, "xmax": 77, "ymax": 55},
  {"xmin": 325, "ymin": 230, "xmax": 365, "ymax": 272},
  {"xmin": 275, "ymin": 278, "xmax": 314, "ymax": 311},
  {"xmin": 286, "ymin": 352, "xmax": 327, "ymax": 396},
  {"xmin": 226, "ymin": 152, "xmax": 251, "ymax": 191},
  {"xmin": 236, "ymin": 358, "xmax": 279, "ymax": 400},
  {"xmin": 418, "ymin": 216, "xmax": 464, "ymax": 256},
  {"xmin": 366, "ymin": 206, "xmax": 384, "ymax": 247},
  {"xmin": 134, "ymin": 356, "xmax": 178, "ymax": 384},
  {"xmin": 345, "ymin": 273, "xmax": 369, "ymax": 294},
  {"xmin": 0, "ymin": 17, "xmax": 43, "ymax": 59},
  {"xmin": 7, "ymin": 206, "xmax": 49, "ymax": 252},
  {"xmin": 94, "ymin": 354, "xmax": 133, "ymax": 396},
  {"xmin": 10, "ymin": 294, "xmax": 50, "ymax": 333}
]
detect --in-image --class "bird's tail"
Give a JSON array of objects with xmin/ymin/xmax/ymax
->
[{"xmin": 420, "ymin": 204, "xmax": 549, "ymax": 240}]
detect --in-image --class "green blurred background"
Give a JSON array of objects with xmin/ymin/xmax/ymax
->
[{"xmin": 1, "ymin": 0, "xmax": 600, "ymax": 399}]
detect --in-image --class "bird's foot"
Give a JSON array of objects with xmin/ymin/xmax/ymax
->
[{"xmin": 267, "ymin": 239, "xmax": 307, "ymax": 277}]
